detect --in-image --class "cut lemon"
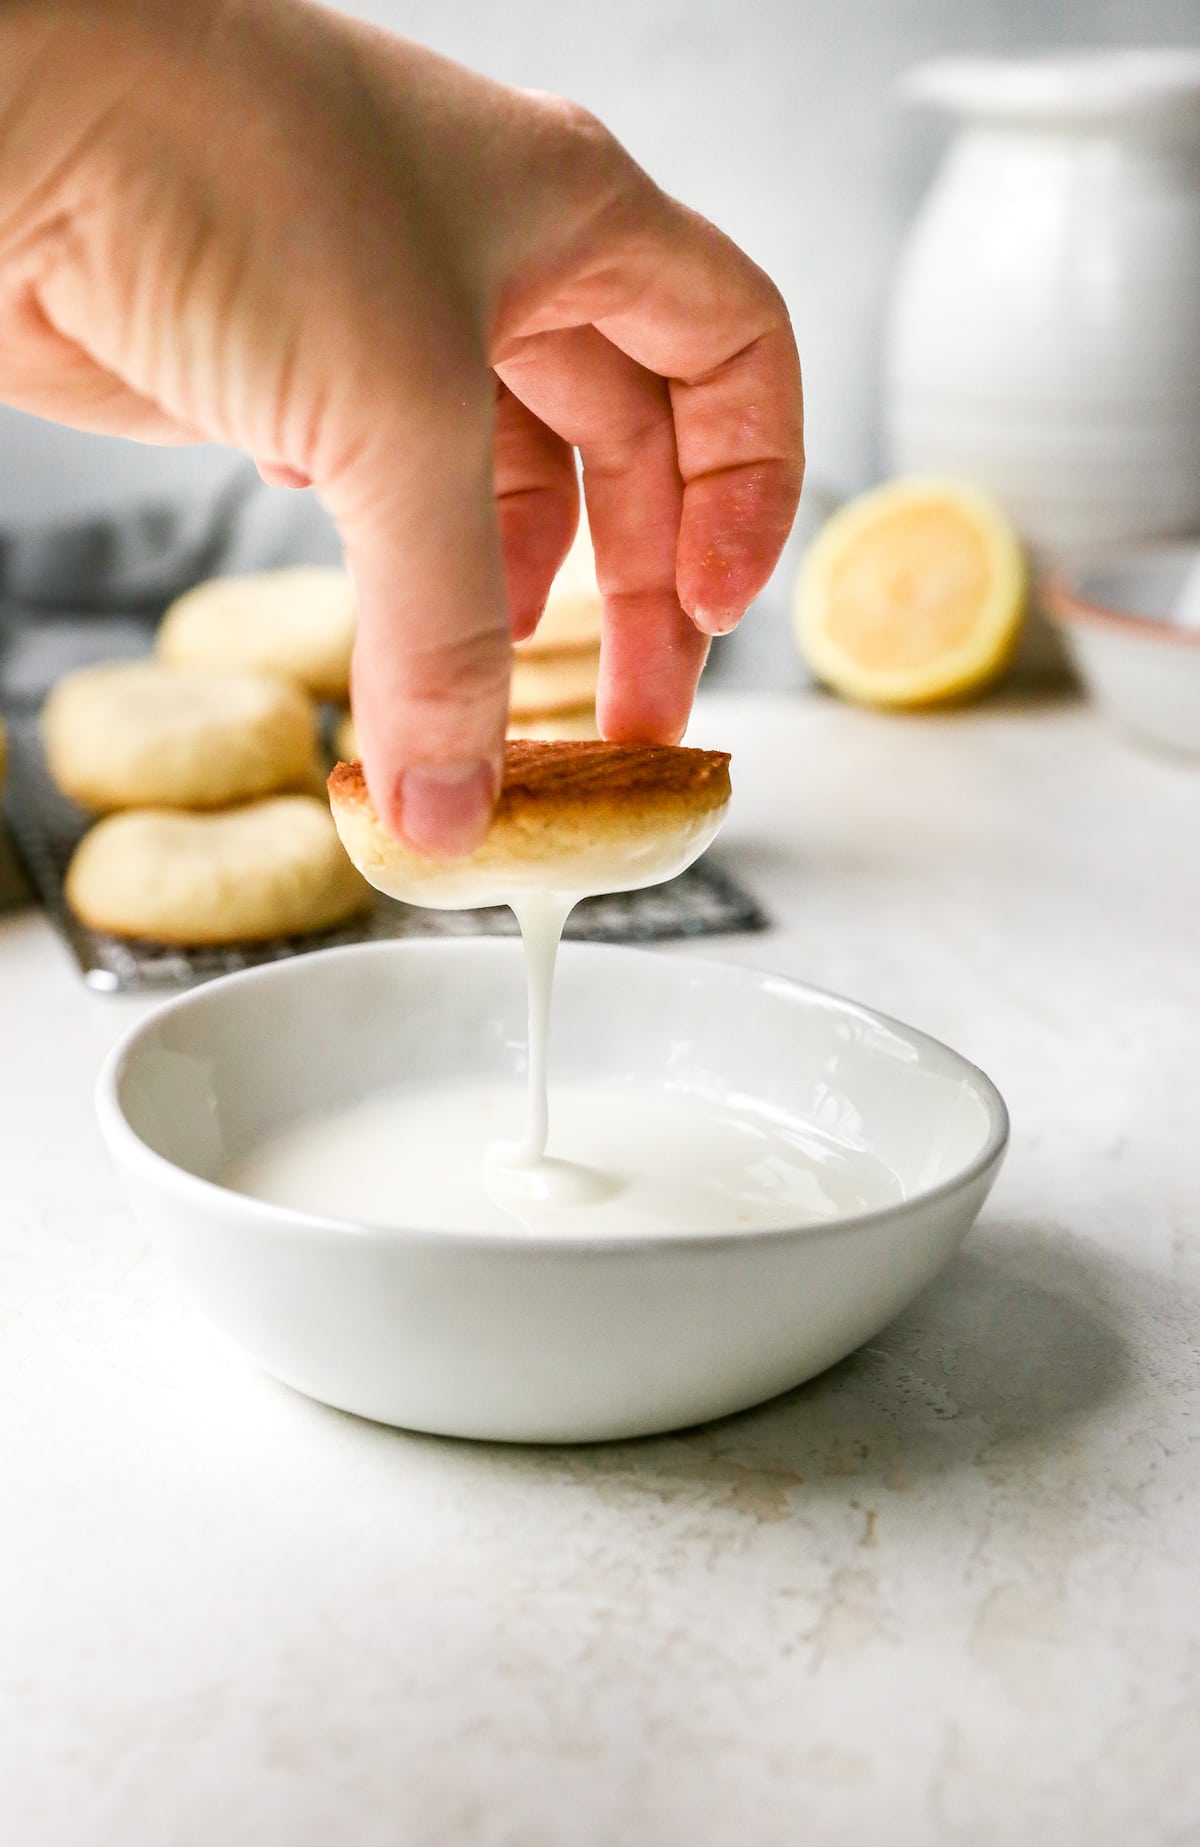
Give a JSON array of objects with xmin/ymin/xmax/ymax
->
[{"xmin": 793, "ymin": 478, "xmax": 1026, "ymax": 707}]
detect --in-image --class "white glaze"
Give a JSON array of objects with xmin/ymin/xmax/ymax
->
[
  {"xmin": 345, "ymin": 800, "xmax": 729, "ymax": 1191},
  {"xmin": 493, "ymin": 891, "xmax": 574, "ymax": 1178},
  {"xmin": 354, "ymin": 809, "xmax": 726, "ymax": 911},
  {"xmin": 223, "ymin": 1077, "xmax": 905, "ymax": 1237}
]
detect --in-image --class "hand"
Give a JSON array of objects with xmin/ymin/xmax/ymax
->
[{"xmin": 0, "ymin": 0, "xmax": 803, "ymax": 853}]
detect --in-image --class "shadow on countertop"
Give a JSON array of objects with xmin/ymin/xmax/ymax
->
[
  {"xmin": 508, "ymin": 1221, "xmax": 1139, "ymax": 1516},
  {"xmin": 299, "ymin": 1219, "xmax": 1151, "ymax": 1525}
]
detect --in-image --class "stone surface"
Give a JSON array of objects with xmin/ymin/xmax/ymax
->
[{"xmin": 2, "ymin": 690, "xmax": 1198, "ymax": 1846}]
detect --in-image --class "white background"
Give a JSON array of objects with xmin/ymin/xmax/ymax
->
[
  {"xmin": 1, "ymin": 0, "xmax": 1196, "ymax": 517},
  {"xmin": 0, "ymin": 0, "xmax": 1195, "ymax": 686}
]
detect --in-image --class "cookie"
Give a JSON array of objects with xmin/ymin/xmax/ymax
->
[
  {"xmin": 518, "ymin": 517, "xmax": 603, "ymax": 657},
  {"xmin": 334, "ymin": 708, "xmax": 358, "ymax": 764},
  {"xmin": 42, "ymin": 662, "xmax": 318, "ymax": 812},
  {"xmin": 335, "ymin": 705, "xmax": 600, "ymax": 759},
  {"xmin": 329, "ymin": 740, "xmax": 731, "ymax": 907},
  {"xmin": 66, "ymin": 796, "xmax": 371, "ymax": 943},
  {"xmin": 505, "ymin": 709, "xmax": 599, "ymax": 741},
  {"xmin": 509, "ymin": 646, "xmax": 600, "ymax": 720},
  {"xmin": 157, "ymin": 567, "xmax": 356, "ymax": 701}
]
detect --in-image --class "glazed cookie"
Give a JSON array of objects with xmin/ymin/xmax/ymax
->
[
  {"xmin": 42, "ymin": 662, "xmax": 318, "ymax": 812},
  {"xmin": 329, "ymin": 740, "xmax": 730, "ymax": 907},
  {"xmin": 157, "ymin": 567, "xmax": 356, "ymax": 701},
  {"xmin": 66, "ymin": 796, "xmax": 371, "ymax": 943}
]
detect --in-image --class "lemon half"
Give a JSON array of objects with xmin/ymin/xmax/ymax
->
[{"xmin": 794, "ymin": 478, "xmax": 1026, "ymax": 707}]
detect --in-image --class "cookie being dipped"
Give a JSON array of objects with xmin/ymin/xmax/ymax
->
[{"xmin": 329, "ymin": 740, "xmax": 731, "ymax": 909}]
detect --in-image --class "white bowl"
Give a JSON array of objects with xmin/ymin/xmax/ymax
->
[
  {"xmin": 96, "ymin": 941, "xmax": 1008, "ymax": 1444},
  {"xmin": 1045, "ymin": 543, "xmax": 1200, "ymax": 756}
]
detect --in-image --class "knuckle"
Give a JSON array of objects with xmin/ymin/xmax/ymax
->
[
  {"xmin": 531, "ymin": 93, "xmax": 634, "ymax": 197},
  {"xmin": 539, "ymin": 94, "xmax": 610, "ymax": 154},
  {"xmin": 392, "ymin": 626, "xmax": 512, "ymax": 712}
]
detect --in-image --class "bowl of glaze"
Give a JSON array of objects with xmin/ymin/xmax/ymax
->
[
  {"xmin": 1044, "ymin": 543, "xmax": 1200, "ymax": 755},
  {"xmin": 96, "ymin": 940, "xmax": 1008, "ymax": 1443}
]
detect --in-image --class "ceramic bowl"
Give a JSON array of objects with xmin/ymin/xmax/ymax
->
[
  {"xmin": 1044, "ymin": 543, "xmax": 1200, "ymax": 755},
  {"xmin": 96, "ymin": 941, "xmax": 1008, "ymax": 1444}
]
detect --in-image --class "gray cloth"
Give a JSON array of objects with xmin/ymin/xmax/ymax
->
[{"xmin": 0, "ymin": 465, "xmax": 341, "ymax": 708}]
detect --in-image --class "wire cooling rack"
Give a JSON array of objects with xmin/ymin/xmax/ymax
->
[{"xmin": 1, "ymin": 712, "xmax": 766, "ymax": 992}]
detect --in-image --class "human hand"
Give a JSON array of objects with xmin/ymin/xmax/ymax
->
[{"xmin": 0, "ymin": 0, "xmax": 803, "ymax": 853}]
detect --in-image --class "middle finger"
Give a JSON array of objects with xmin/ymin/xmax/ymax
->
[{"xmin": 495, "ymin": 324, "xmax": 708, "ymax": 745}]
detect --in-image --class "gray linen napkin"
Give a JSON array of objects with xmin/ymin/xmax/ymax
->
[{"xmin": 0, "ymin": 464, "xmax": 341, "ymax": 709}]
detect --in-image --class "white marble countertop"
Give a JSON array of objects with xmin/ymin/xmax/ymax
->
[{"xmin": 3, "ymin": 690, "xmax": 1199, "ymax": 1847}]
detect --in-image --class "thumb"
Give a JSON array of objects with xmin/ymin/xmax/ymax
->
[{"xmin": 323, "ymin": 373, "xmax": 511, "ymax": 858}]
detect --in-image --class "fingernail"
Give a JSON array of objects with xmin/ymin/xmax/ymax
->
[
  {"xmin": 399, "ymin": 760, "xmax": 497, "ymax": 859},
  {"xmin": 693, "ymin": 606, "xmax": 743, "ymax": 636},
  {"xmin": 255, "ymin": 459, "xmax": 312, "ymax": 490},
  {"xmin": 510, "ymin": 601, "xmax": 546, "ymax": 647}
]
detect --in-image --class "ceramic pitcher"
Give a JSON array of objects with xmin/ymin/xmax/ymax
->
[{"xmin": 885, "ymin": 52, "xmax": 1200, "ymax": 582}]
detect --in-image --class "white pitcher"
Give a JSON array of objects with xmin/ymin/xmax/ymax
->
[{"xmin": 885, "ymin": 51, "xmax": 1200, "ymax": 666}]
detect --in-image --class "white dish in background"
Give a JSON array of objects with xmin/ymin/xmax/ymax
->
[
  {"xmin": 1044, "ymin": 544, "xmax": 1200, "ymax": 757},
  {"xmin": 886, "ymin": 52, "xmax": 1200, "ymax": 554},
  {"xmin": 886, "ymin": 51, "xmax": 1200, "ymax": 682},
  {"xmin": 96, "ymin": 940, "xmax": 1008, "ymax": 1444}
]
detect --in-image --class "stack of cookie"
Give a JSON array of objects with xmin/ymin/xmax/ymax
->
[
  {"xmin": 335, "ymin": 516, "xmax": 604, "ymax": 762},
  {"xmin": 46, "ymin": 566, "xmax": 370, "ymax": 944},
  {"xmin": 507, "ymin": 517, "xmax": 602, "ymax": 742}
]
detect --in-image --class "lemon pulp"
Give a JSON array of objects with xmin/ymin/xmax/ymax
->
[{"xmin": 794, "ymin": 478, "xmax": 1026, "ymax": 707}]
